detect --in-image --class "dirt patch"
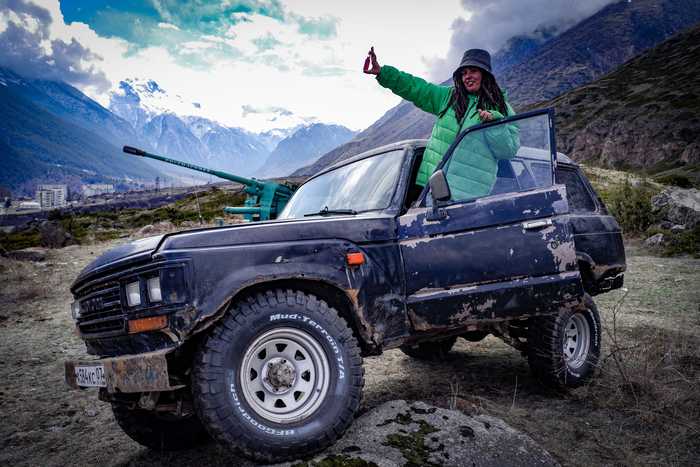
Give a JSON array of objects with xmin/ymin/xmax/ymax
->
[{"xmin": 0, "ymin": 242, "xmax": 698, "ymax": 466}]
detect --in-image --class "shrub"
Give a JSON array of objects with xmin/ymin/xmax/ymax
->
[
  {"xmin": 0, "ymin": 230, "xmax": 42, "ymax": 251},
  {"xmin": 606, "ymin": 178, "xmax": 659, "ymax": 235},
  {"xmin": 654, "ymin": 173, "xmax": 693, "ymax": 188}
]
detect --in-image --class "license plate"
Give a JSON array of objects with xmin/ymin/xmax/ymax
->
[{"xmin": 75, "ymin": 364, "xmax": 106, "ymax": 388}]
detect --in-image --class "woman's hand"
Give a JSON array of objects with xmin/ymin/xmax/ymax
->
[
  {"xmin": 363, "ymin": 46, "xmax": 381, "ymax": 75},
  {"xmin": 478, "ymin": 109, "xmax": 494, "ymax": 122}
]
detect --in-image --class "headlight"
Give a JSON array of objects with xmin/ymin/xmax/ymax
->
[
  {"xmin": 147, "ymin": 276, "xmax": 162, "ymax": 302},
  {"xmin": 70, "ymin": 301, "xmax": 81, "ymax": 320},
  {"xmin": 126, "ymin": 281, "xmax": 141, "ymax": 307}
]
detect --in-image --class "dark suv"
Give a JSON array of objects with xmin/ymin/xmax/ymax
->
[{"xmin": 65, "ymin": 109, "xmax": 625, "ymax": 462}]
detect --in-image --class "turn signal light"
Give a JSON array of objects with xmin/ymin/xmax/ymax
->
[
  {"xmin": 346, "ymin": 252, "xmax": 365, "ymax": 266},
  {"xmin": 128, "ymin": 315, "xmax": 167, "ymax": 334}
]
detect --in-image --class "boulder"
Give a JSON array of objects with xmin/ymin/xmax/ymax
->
[
  {"xmin": 276, "ymin": 400, "xmax": 559, "ymax": 467},
  {"xmin": 645, "ymin": 233, "xmax": 665, "ymax": 247},
  {"xmin": 651, "ymin": 187, "xmax": 700, "ymax": 229},
  {"xmin": 7, "ymin": 247, "xmax": 48, "ymax": 262},
  {"xmin": 136, "ymin": 224, "xmax": 155, "ymax": 236}
]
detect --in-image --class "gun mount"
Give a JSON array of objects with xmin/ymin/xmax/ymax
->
[{"xmin": 123, "ymin": 146, "xmax": 295, "ymax": 221}]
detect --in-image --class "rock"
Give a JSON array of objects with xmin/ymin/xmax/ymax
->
[
  {"xmin": 670, "ymin": 224, "xmax": 686, "ymax": 232},
  {"xmin": 277, "ymin": 400, "xmax": 559, "ymax": 467},
  {"xmin": 155, "ymin": 220, "xmax": 174, "ymax": 231},
  {"xmin": 645, "ymin": 233, "xmax": 665, "ymax": 247},
  {"xmin": 136, "ymin": 221, "xmax": 174, "ymax": 237},
  {"xmin": 136, "ymin": 224, "xmax": 155, "ymax": 236},
  {"xmin": 7, "ymin": 247, "xmax": 48, "ymax": 262},
  {"xmin": 651, "ymin": 187, "xmax": 700, "ymax": 229}
]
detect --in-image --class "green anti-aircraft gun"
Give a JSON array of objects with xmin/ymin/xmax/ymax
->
[{"xmin": 123, "ymin": 146, "xmax": 295, "ymax": 221}]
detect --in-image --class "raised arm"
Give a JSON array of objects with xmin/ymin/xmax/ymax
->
[{"xmin": 364, "ymin": 47, "xmax": 451, "ymax": 117}]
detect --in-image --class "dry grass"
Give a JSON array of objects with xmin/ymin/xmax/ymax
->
[{"xmin": 583, "ymin": 292, "xmax": 700, "ymax": 465}]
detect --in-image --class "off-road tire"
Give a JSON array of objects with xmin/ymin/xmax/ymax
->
[
  {"xmin": 400, "ymin": 336, "xmax": 458, "ymax": 360},
  {"xmin": 527, "ymin": 294, "xmax": 601, "ymax": 389},
  {"xmin": 111, "ymin": 403, "xmax": 210, "ymax": 451},
  {"xmin": 192, "ymin": 289, "xmax": 364, "ymax": 463}
]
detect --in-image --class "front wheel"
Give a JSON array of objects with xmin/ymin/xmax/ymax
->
[
  {"xmin": 527, "ymin": 294, "xmax": 601, "ymax": 389},
  {"xmin": 193, "ymin": 290, "xmax": 364, "ymax": 462}
]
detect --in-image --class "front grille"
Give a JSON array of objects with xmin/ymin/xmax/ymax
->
[{"xmin": 76, "ymin": 283, "xmax": 126, "ymax": 337}]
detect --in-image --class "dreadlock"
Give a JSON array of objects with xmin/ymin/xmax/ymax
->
[{"xmin": 439, "ymin": 69, "xmax": 507, "ymax": 123}]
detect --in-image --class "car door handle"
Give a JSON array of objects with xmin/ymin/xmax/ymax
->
[{"xmin": 523, "ymin": 219, "xmax": 553, "ymax": 230}]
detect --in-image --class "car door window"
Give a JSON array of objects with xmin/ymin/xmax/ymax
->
[
  {"xmin": 556, "ymin": 167, "xmax": 596, "ymax": 212},
  {"xmin": 442, "ymin": 112, "xmax": 554, "ymax": 203}
]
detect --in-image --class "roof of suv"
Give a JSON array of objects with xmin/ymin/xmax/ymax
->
[{"xmin": 319, "ymin": 139, "xmax": 575, "ymax": 178}]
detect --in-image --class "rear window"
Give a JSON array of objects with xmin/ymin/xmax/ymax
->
[{"xmin": 556, "ymin": 167, "xmax": 596, "ymax": 212}]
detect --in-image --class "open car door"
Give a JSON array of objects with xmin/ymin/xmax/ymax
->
[{"xmin": 397, "ymin": 109, "xmax": 583, "ymax": 331}]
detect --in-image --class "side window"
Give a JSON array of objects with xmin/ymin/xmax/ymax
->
[
  {"xmin": 556, "ymin": 167, "xmax": 596, "ymax": 213},
  {"xmin": 442, "ymin": 112, "xmax": 554, "ymax": 203}
]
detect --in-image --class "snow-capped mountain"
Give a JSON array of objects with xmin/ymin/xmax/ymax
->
[
  {"xmin": 109, "ymin": 79, "xmax": 269, "ymax": 176},
  {"xmin": 184, "ymin": 116, "xmax": 270, "ymax": 176},
  {"xmin": 109, "ymin": 78, "xmax": 203, "ymax": 129},
  {"xmin": 108, "ymin": 79, "xmax": 345, "ymax": 178},
  {"xmin": 257, "ymin": 124, "xmax": 357, "ymax": 178},
  {"xmin": 257, "ymin": 126, "xmax": 303, "ymax": 152}
]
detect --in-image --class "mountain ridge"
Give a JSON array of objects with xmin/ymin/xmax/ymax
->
[
  {"xmin": 0, "ymin": 70, "xmax": 160, "ymax": 195},
  {"xmin": 529, "ymin": 23, "xmax": 700, "ymax": 184},
  {"xmin": 256, "ymin": 123, "xmax": 357, "ymax": 178}
]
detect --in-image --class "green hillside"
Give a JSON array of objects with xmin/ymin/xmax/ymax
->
[{"xmin": 532, "ymin": 23, "xmax": 700, "ymax": 186}]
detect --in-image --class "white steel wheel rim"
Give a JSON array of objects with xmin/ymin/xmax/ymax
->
[
  {"xmin": 240, "ymin": 327, "xmax": 330, "ymax": 424},
  {"xmin": 563, "ymin": 313, "xmax": 591, "ymax": 369}
]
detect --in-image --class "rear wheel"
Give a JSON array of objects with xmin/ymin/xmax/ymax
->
[
  {"xmin": 111, "ymin": 403, "xmax": 209, "ymax": 451},
  {"xmin": 400, "ymin": 336, "xmax": 457, "ymax": 361},
  {"xmin": 193, "ymin": 289, "xmax": 364, "ymax": 462},
  {"xmin": 527, "ymin": 294, "xmax": 601, "ymax": 389}
]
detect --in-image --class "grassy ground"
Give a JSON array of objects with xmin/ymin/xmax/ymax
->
[{"xmin": 0, "ymin": 239, "xmax": 697, "ymax": 466}]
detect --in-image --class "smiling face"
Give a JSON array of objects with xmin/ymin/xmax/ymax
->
[{"xmin": 461, "ymin": 67, "xmax": 483, "ymax": 93}]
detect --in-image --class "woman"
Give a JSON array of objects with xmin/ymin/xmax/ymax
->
[{"xmin": 364, "ymin": 47, "xmax": 519, "ymax": 200}]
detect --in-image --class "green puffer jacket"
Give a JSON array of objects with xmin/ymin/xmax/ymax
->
[{"xmin": 376, "ymin": 65, "xmax": 519, "ymax": 200}]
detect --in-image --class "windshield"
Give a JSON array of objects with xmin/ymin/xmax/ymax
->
[{"xmin": 279, "ymin": 149, "xmax": 404, "ymax": 219}]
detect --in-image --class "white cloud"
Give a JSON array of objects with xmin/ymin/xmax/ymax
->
[
  {"xmin": 157, "ymin": 22, "xmax": 180, "ymax": 31},
  {"xmin": 3, "ymin": 0, "xmax": 469, "ymax": 132},
  {"xmin": 425, "ymin": 0, "xmax": 617, "ymax": 81}
]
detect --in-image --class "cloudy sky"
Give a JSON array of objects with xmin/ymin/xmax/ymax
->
[{"xmin": 0, "ymin": 0, "xmax": 614, "ymax": 132}]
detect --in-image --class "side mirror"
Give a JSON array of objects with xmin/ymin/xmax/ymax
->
[
  {"xmin": 426, "ymin": 170, "xmax": 450, "ymax": 221},
  {"xmin": 429, "ymin": 170, "xmax": 451, "ymax": 202}
]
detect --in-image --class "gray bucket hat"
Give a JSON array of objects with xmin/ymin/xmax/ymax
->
[{"xmin": 453, "ymin": 48, "xmax": 492, "ymax": 77}]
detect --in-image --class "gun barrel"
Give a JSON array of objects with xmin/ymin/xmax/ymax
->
[{"xmin": 122, "ymin": 146, "xmax": 263, "ymax": 187}]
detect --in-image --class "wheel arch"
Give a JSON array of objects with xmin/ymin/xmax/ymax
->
[{"xmin": 193, "ymin": 277, "xmax": 374, "ymax": 355}]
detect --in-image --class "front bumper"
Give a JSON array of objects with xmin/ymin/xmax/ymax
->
[{"xmin": 64, "ymin": 349, "xmax": 180, "ymax": 393}]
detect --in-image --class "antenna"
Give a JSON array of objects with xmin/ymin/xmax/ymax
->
[{"xmin": 194, "ymin": 188, "xmax": 204, "ymax": 225}]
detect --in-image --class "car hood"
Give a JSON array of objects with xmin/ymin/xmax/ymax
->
[
  {"xmin": 159, "ymin": 213, "xmax": 396, "ymax": 251},
  {"xmin": 72, "ymin": 235, "xmax": 164, "ymax": 290},
  {"xmin": 72, "ymin": 214, "xmax": 396, "ymax": 291}
]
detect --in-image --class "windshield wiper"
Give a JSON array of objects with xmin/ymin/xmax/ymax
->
[{"xmin": 303, "ymin": 206, "xmax": 358, "ymax": 217}]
